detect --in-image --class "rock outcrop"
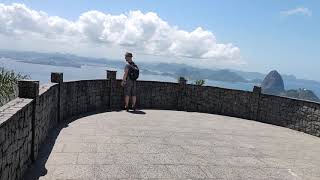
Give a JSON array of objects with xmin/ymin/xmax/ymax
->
[
  {"xmin": 261, "ymin": 70, "xmax": 285, "ymax": 95},
  {"xmin": 280, "ymin": 89, "xmax": 320, "ymax": 102}
]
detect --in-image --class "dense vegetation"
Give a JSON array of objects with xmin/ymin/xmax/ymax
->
[
  {"xmin": 0, "ymin": 67, "xmax": 28, "ymax": 106},
  {"xmin": 195, "ymin": 79, "xmax": 205, "ymax": 86}
]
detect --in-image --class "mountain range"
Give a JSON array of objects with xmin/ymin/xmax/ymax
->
[{"xmin": 1, "ymin": 49, "xmax": 320, "ymax": 101}]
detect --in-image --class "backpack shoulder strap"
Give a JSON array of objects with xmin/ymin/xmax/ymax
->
[{"xmin": 131, "ymin": 62, "xmax": 138, "ymax": 68}]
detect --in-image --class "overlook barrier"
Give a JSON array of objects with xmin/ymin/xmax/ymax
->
[{"xmin": 0, "ymin": 71, "xmax": 320, "ymax": 180}]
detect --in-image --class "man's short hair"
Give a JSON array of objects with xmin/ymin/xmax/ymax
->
[{"xmin": 125, "ymin": 52, "xmax": 133, "ymax": 57}]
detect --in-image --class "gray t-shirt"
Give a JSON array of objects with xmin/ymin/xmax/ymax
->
[{"xmin": 124, "ymin": 63, "xmax": 133, "ymax": 81}]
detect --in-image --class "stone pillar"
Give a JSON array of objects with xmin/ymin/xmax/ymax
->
[
  {"xmin": 51, "ymin": 72, "xmax": 63, "ymax": 83},
  {"xmin": 177, "ymin": 77, "xmax": 187, "ymax": 111},
  {"xmin": 51, "ymin": 72, "xmax": 63, "ymax": 122},
  {"xmin": 178, "ymin": 77, "xmax": 187, "ymax": 85},
  {"xmin": 107, "ymin": 70, "xmax": 117, "ymax": 80},
  {"xmin": 18, "ymin": 80, "xmax": 39, "ymax": 162},
  {"xmin": 252, "ymin": 86, "xmax": 262, "ymax": 121},
  {"xmin": 18, "ymin": 80, "xmax": 39, "ymax": 99},
  {"xmin": 253, "ymin": 86, "xmax": 262, "ymax": 94},
  {"xmin": 107, "ymin": 70, "xmax": 117, "ymax": 110}
]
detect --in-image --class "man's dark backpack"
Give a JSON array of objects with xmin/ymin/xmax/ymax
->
[{"xmin": 128, "ymin": 62, "xmax": 139, "ymax": 80}]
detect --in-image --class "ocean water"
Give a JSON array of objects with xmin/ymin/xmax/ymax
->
[
  {"xmin": 1, "ymin": 58, "xmax": 320, "ymax": 97},
  {"xmin": 0, "ymin": 58, "xmax": 177, "ymax": 84}
]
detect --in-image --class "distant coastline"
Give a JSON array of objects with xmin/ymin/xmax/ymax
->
[
  {"xmin": 17, "ymin": 60, "xmax": 82, "ymax": 68},
  {"xmin": 1, "ymin": 49, "xmax": 320, "ymax": 98}
]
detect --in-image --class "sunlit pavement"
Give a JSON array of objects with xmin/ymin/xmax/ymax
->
[{"xmin": 23, "ymin": 110, "xmax": 320, "ymax": 180}]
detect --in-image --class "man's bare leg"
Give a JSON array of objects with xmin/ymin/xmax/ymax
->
[
  {"xmin": 132, "ymin": 96, "xmax": 136, "ymax": 109},
  {"xmin": 125, "ymin": 95, "xmax": 130, "ymax": 109}
]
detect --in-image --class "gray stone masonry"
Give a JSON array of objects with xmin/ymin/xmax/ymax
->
[
  {"xmin": 107, "ymin": 70, "xmax": 118, "ymax": 110},
  {"xmin": 106, "ymin": 70, "xmax": 117, "ymax": 80},
  {"xmin": 18, "ymin": 80, "xmax": 39, "ymax": 99},
  {"xmin": 178, "ymin": 76, "xmax": 187, "ymax": 85},
  {"xmin": 253, "ymin": 85, "xmax": 262, "ymax": 94},
  {"xmin": 51, "ymin": 72, "xmax": 63, "ymax": 84},
  {"xmin": 51, "ymin": 72, "xmax": 63, "ymax": 122}
]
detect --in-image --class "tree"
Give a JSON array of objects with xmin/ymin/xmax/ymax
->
[
  {"xmin": 195, "ymin": 79, "xmax": 205, "ymax": 86},
  {"xmin": 0, "ymin": 67, "xmax": 28, "ymax": 105}
]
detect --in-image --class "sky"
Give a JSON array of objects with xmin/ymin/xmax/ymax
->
[{"xmin": 0, "ymin": 0, "xmax": 319, "ymax": 80}]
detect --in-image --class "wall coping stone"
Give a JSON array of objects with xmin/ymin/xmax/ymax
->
[{"xmin": 0, "ymin": 98, "xmax": 33, "ymax": 127}]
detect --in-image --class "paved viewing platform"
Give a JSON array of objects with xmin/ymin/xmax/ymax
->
[{"xmin": 23, "ymin": 110, "xmax": 320, "ymax": 180}]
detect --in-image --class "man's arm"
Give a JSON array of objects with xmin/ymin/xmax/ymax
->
[
  {"xmin": 122, "ymin": 68, "xmax": 129, "ymax": 86},
  {"xmin": 123, "ymin": 68, "xmax": 128, "ymax": 81}
]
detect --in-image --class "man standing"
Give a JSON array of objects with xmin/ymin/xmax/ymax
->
[{"xmin": 121, "ymin": 52, "xmax": 139, "ymax": 111}]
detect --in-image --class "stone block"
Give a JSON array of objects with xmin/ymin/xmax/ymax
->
[
  {"xmin": 106, "ymin": 70, "xmax": 117, "ymax": 80},
  {"xmin": 18, "ymin": 80, "xmax": 39, "ymax": 99},
  {"xmin": 253, "ymin": 86, "xmax": 262, "ymax": 94},
  {"xmin": 179, "ymin": 77, "xmax": 187, "ymax": 85},
  {"xmin": 0, "ymin": 129, "xmax": 4, "ymax": 143}
]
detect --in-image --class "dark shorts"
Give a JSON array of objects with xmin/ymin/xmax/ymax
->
[{"xmin": 124, "ymin": 79, "xmax": 136, "ymax": 96}]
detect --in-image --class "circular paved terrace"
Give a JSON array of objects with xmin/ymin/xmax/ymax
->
[{"xmin": 24, "ymin": 110, "xmax": 320, "ymax": 180}]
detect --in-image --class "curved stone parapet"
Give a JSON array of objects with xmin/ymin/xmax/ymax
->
[{"xmin": 0, "ymin": 71, "xmax": 320, "ymax": 180}]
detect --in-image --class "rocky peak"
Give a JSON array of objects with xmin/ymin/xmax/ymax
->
[{"xmin": 261, "ymin": 70, "xmax": 285, "ymax": 95}]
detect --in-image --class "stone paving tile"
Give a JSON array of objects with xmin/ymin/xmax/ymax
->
[
  {"xmin": 97, "ymin": 143, "xmax": 128, "ymax": 153},
  {"xmin": 198, "ymin": 155, "xmax": 231, "ymax": 166},
  {"xmin": 77, "ymin": 153, "xmax": 96, "ymax": 165},
  {"xmin": 62, "ymin": 142, "xmax": 97, "ymax": 153},
  {"xmin": 83, "ymin": 135, "xmax": 112, "ymax": 143},
  {"xmin": 200, "ymin": 165, "xmax": 243, "ymax": 179},
  {"xmin": 46, "ymin": 152, "xmax": 78, "ymax": 165},
  {"xmin": 50, "ymin": 165, "xmax": 95, "ymax": 180},
  {"xmin": 203, "ymin": 165, "xmax": 305, "ymax": 180},
  {"xmin": 224, "ymin": 156, "xmax": 267, "ymax": 167},
  {"xmin": 181, "ymin": 145, "xmax": 215, "ymax": 155},
  {"xmin": 166, "ymin": 165, "xmax": 209, "ymax": 179},
  {"xmin": 212, "ymin": 146, "xmax": 263, "ymax": 157},
  {"xmin": 258, "ymin": 157, "xmax": 296, "ymax": 168},
  {"xmin": 141, "ymin": 153, "xmax": 181, "ymax": 164},
  {"xmin": 112, "ymin": 153, "xmax": 145, "ymax": 165},
  {"xmin": 95, "ymin": 164, "xmax": 130, "ymax": 179},
  {"xmin": 94, "ymin": 153, "xmax": 116, "ymax": 165},
  {"xmin": 136, "ymin": 165, "xmax": 175, "ymax": 179}
]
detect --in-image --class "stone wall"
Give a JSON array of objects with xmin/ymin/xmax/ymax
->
[
  {"xmin": 34, "ymin": 84, "xmax": 59, "ymax": 159},
  {"xmin": 181, "ymin": 85, "xmax": 258, "ymax": 120},
  {"xmin": 60, "ymin": 80, "xmax": 110, "ymax": 120},
  {"xmin": 257, "ymin": 94, "xmax": 320, "ymax": 137},
  {"xmin": 1, "ymin": 71, "xmax": 320, "ymax": 180},
  {"xmin": 135, "ymin": 81, "xmax": 179, "ymax": 110},
  {"xmin": 0, "ymin": 98, "xmax": 34, "ymax": 180}
]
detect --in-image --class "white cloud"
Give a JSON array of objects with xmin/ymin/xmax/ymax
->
[
  {"xmin": 281, "ymin": 7, "xmax": 312, "ymax": 17},
  {"xmin": 0, "ymin": 3, "xmax": 241, "ymax": 63}
]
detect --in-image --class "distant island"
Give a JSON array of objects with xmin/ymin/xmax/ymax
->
[
  {"xmin": 261, "ymin": 70, "xmax": 320, "ymax": 102},
  {"xmin": 280, "ymin": 89, "xmax": 320, "ymax": 102}
]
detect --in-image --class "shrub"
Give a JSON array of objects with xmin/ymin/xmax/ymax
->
[
  {"xmin": 195, "ymin": 79, "xmax": 205, "ymax": 86},
  {"xmin": 0, "ymin": 67, "xmax": 28, "ymax": 105}
]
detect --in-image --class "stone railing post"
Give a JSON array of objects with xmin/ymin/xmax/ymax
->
[
  {"xmin": 51, "ymin": 72, "xmax": 63, "ymax": 122},
  {"xmin": 18, "ymin": 80, "xmax": 39, "ymax": 162},
  {"xmin": 18, "ymin": 80, "xmax": 39, "ymax": 99},
  {"xmin": 252, "ymin": 86, "xmax": 262, "ymax": 120},
  {"xmin": 107, "ymin": 70, "xmax": 117, "ymax": 110},
  {"xmin": 177, "ymin": 77, "xmax": 187, "ymax": 111}
]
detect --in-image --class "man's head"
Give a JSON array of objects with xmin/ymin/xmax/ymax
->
[{"xmin": 125, "ymin": 52, "xmax": 133, "ymax": 62}]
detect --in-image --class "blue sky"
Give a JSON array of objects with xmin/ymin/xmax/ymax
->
[{"xmin": 0, "ymin": 0, "xmax": 319, "ymax": 80}]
